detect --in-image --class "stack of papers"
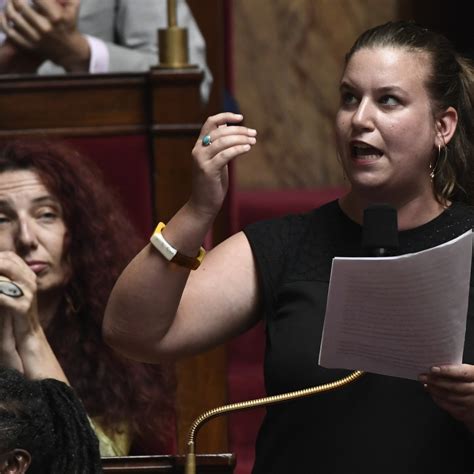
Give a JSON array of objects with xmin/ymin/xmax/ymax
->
[{"xmin": 319, "ymin": 231, "xmax": 473, "ymax": 380}]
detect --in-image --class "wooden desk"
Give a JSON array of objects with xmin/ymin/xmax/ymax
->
[
  {"xmin": 102, "ymin": 454, "xmax": 235, "ymax": 473},
  {"xmin": 0, "ymin": 69, "xmax": 228, "ymax": 454}
]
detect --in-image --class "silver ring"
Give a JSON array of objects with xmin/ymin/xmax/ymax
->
[
  {"xmin": 0, "ymin": 281, "xmax": 23, "ymax": 298},
  {"xmin": 202, "ymin": 134, "xmax": 212, "ymax": 146}
]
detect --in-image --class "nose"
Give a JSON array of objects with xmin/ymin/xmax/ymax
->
[
  {"xmin": 15, "ymin": 217, "xmax": 38, "ymax": 253},
  {"xmin": 351, "ymin": 98, "xmax": 375, "ymax": 132}
]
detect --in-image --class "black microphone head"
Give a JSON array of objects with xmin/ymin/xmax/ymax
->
[{"xmin": 362, "ymin": 204, "xmax": 399, "ymax": 256}]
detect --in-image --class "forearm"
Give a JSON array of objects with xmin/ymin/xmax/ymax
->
[
  {"xmin": 0, "ymin": 42, "xmax": 43, "ymax": 73},
  {"xmin": 103, "ymin": 201, "xmax": 214, "ymax": 362},
  {"xmin": 0, "ymin": 314, "xmax": 24, "ymax": 372},
  {"xmin": 47, "ymin": 30, "xmax": 90, "ymax": 72},
  {"xmin": 17, "ymin": 328, "xmax": 69, "ymax": 383},
  {"xmin": 104, "ymin": 112, "xmax": 256, "ymax": 361}
]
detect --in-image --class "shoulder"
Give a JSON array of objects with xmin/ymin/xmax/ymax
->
[
  {"xmin": 243, "ymin": 200, "xmax": 340, "ymax": 247},
  {"xmin": 242, "ymin": 200, "xmax": 343, "ymax": 281},
  {"xmin": 448, "ymin": 201, "xmax": 474, "ymax": 218},
  {"xmin": 442, "ymin": 201, "xmax": 474, "ymax": 232}
]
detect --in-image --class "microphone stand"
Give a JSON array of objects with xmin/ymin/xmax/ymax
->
[{"xmin": 184, "ymin": 370, "xmax": 364, "ymax": 474}]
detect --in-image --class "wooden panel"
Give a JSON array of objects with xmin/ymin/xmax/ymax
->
[
  {"xmin": 152, "ymin": 134, "xmax": 197, "ymax": 222},
  {"xmin": 0, "ymin": 74, "xmax": 147, "ymax": 135},
  {"xmin": 102, "ymin": 454, "xmax": 235, "ymax": 473},
  {"xmin": 176, "ymin": 347, "xmax": 229, "ymax": 454},
  {"xmin": 149, "ymin": 68, "xmax": 203, "ymax": 222},
  {"xmin": 150, "ymin": 68, "xmax": 205, "ymax": 124}
]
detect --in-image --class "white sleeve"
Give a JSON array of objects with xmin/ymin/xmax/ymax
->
[
  {"xmin": 84, "ymin": 35, "xmax": 110, "ymax": 73},
  {"xmin": 0, "ymin": 0, "xmax": 6, "ymax": 44}
]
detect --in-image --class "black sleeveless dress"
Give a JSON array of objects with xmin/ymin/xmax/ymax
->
[{"xmin": 244, "ymin": 200, "xmax": 474, "ymax": 474}]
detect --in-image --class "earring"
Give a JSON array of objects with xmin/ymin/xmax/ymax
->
[
  {"xmin": 429, "ymin": 161, "xmax": 435, "ymax": 180},
  {"xmin": 430, "ymin": 144, "xmax": 447, "ymax": 180}
]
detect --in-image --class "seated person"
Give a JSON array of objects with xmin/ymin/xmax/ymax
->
[
  {"xmin": 0, "ymin": 0, "xmax": 212, "ymax": 101},
  {"xmin": 0, "ymin": 366, "xmax": 102, "ymax": 474},
  {"xmin": 0, "ymin": 138, "xmax": 176, "ymax": 456}
]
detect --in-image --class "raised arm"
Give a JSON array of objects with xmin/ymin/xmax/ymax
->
[{"xmin": 103, "ymin": 113, "xmax": 259, "ymax": 363}]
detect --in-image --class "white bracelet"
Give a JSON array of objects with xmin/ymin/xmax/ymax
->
[
  {"xmin": 150, "ymin": 225, "xmax": 177, "ymax": 261},
  {"xmin": 150, "ymin": 222, "xmax": 205, "ymax": 270}
]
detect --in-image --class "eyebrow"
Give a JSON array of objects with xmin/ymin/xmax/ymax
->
[
  {"xmin": 339, "ymin": 81, "xmax": 406, "ymax": 95},
  {"xmin": 31, "ymin": 196, "xmax": 60, "ymax": 205}
]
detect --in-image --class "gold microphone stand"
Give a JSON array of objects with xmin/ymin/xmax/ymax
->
[
  {"xmin": 157, "ymin": 0, "xmax": 195, "ymax": 68},
  {"xmin": 184, "ymin": 370, "xmax": 364, "ymax": 474}
]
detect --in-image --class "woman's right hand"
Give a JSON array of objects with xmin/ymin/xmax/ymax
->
[
  {"xmin": 0, "ymin": 251, "xmax": 68, "ymax": 382},
  {"xmin": 0, "ymin": 251, "xmax": 37, "ymax": 373},
  {"xmin": 189, "ymin": 112, "xmax": 257, "ymax": 219}
]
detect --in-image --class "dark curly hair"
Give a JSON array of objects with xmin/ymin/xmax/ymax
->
[
  {"xmin": 0, "ymin": 138, "xmax": 176, "ymax": 452},
  {"xmin": 0, "ymin": 366, "xmax": 102, "ymax": 473},
  {"xmin": 345, "ymin": 20, "xmax": 474, "ymax": 205}
]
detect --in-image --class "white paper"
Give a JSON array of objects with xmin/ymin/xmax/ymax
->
[{"xmin": 318, "ymin": 230, "xmax": 473, "ymax": 380}]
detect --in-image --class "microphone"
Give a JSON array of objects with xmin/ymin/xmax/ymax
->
[{"xmin": 362, "ymin": 204, "xmax": 399, "ymax": 257}]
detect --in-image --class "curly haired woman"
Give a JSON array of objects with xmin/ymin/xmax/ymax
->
[{"xmin": 0, "ymin": 139, "xmax": 175, "ymax": 456}]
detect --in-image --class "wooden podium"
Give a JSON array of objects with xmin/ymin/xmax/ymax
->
[
  {"xmin": 102, "ymin": 454, "xmax": 235, "ymax": 473},
  {"xmin": 0, "ymin": 69, "xmax": 229, "ymax": 454}
]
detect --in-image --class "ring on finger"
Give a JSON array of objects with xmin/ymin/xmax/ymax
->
[
  {"xmin": 202, "ymin": 134, "xmax": 212, "ymax": 147},
  {"xmin": 0, "ymin": 280, "xmax": 23, "ymax": 298}
]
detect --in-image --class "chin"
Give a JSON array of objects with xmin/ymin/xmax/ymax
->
[
  {"xmin": 348, "ymin": 175, "xmax": 388, "ymax": 190},
  {"xmin": 36, "ymin": 280, "xmax": 63, "ymax": 294},
  {"xmin": 348, "ymin": 179, "xmax": 393, "ymax": 201}
]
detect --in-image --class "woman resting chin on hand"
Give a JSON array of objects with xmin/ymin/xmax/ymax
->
[{"xmin": 0, "ymin": 140, "xmax": 175, "ymax": 457}]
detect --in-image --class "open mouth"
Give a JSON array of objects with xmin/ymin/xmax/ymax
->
[{"xmin": 351, "ymin": 144, "xmax": 383, "ymax": 160}]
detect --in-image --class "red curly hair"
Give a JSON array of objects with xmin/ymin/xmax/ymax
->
[{"xmin": 0, "ymin": 138, "xmax": 176, "ymax": 452}]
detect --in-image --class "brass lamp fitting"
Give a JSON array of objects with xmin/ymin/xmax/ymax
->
[{"xmin": 158, "ymin": 0, "xmax": 194, "ymax": 68}]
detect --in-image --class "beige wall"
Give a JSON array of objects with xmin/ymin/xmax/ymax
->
[{"xmin": 232, "ymin": 0, "xmax": 401, "ymax": 189}]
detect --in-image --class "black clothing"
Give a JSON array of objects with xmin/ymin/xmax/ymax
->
[{"xmin": 244, "ymin": 200, "xmax": 474, "ymax": 474}]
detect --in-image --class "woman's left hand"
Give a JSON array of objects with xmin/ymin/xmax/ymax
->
[{"xmin": 420, "ymin": 364, "xmax": 474, "ymax": 431}]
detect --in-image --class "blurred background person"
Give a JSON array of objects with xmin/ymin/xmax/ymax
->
[
  {"xmin": 0, "ymin": 139, "xmax": 176, "ymax": 456},
  {"xmin": 0, "ymin": 0, "xmax": 212, "ymax": 101},
  {"xmin": 0, "ymin": 366, "xmax": 102, "ymax": 474}
]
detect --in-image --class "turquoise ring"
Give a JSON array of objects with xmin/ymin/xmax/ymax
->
[{"xmin": 202, "ymin": 134, "xmax": 212, "ymax": 146}]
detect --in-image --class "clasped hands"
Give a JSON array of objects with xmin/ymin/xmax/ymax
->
[
  {"xmin": 0, "ymin": 0, "xmax": 89, "ymax": 72},
  {"xmin": 0, "ymin": 251, "xmax": 40, "ymax": 375}
]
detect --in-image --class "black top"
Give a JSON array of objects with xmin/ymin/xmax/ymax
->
[{"xmin": 244, "ymin": 200, "xmax": 474, "ymax": 474}]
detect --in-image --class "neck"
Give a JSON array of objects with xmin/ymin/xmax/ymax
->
[{"xmin": 339, "ymin": 188, "xmax": 449, "ymax": 231}]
